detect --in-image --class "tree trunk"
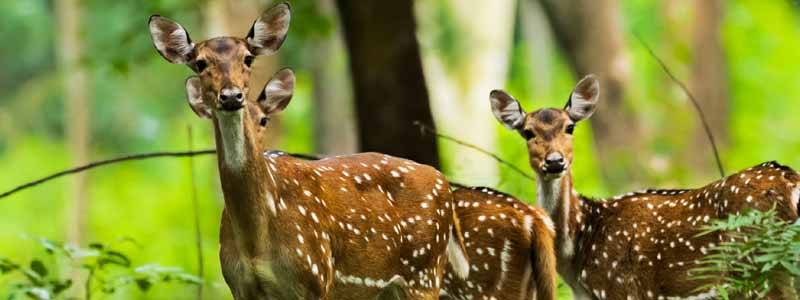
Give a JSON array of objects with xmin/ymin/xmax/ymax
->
[
  {"xmin": 336, "ymin": 0, "xmax": 440, "ymax": 168},
  {"xmin": 416, "ymin": 0, "xmax": 516, "ymax": 185},
  {"xmin": 57, "ymin": 0, "xmax": 89, "ymax": 296},
  {"xmin": 520, "ymin": 0, "xmax": 554, "ymax": 99},
  {"xmin": 690, "ymin": 0, "xmax": 728, "ymax": 178},
  {"xmin": 536, "ymin": 0, "xmax": 639, "ymax": 190},
  {"xmin": 311, "ymin": 0, "xmax": 358, "ymax": 155}
]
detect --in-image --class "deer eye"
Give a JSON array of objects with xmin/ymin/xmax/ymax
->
[
  {"xmin": 244, "ymin": 55, "xmax": 255, "ymax": 67},
  {"xmin": 522, "ymin": 129, "xmax": 535, "ymax": 140},
  {"xmin": 566, "ymin": 124, "xmax": 575, "ymax": 135},
  {"xmin": 195, "ymin": 60, "xmax": 208, "ymax": 72},
  {"xmin": 259, "ymin": 116, "xmax": 269, "ymax": 127}
]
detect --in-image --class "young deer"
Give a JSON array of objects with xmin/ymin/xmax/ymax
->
[
  {"xmin": 440, "ymin": 187, "xmax": 557, "ymax": 300},
  {"xmin": 150, "ymin": 4, "xmax": 469, "ymax": 299},
  {"xmin": 489, "ymin": 75, "xmax": 800, "ymax": 299}
]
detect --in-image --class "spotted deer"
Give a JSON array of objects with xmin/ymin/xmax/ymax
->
[
  {"xmin": 440, "ymin": 187, "xmax": 557, "ymax": 300},
  {"xmin": 489, "ymin": 75, "xmax": 800, "ymax": 300},
  {"xmin": 149, "ymin": 4, "xmax": 469, "ymax": 299}
]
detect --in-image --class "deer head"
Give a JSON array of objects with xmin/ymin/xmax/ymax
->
[
  {"xmin": 186, "ymin": 67, "xmax": 295, "ymax": 130},
  {"xmin": 148, "ymin": 3, "xmax": 291, "ymax": 119},
  {"xmin": 490, "ymin": 75, "xmax": 599, "ymax": 181}
]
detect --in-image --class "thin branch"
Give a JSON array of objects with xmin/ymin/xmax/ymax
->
[
  {"xmin": 0, "ymin": 149, "xmax": 324, "ymax": 200},
  {"xmin": 413, "ymin": 121, "xmax": 536, "ymax": 182},
  {"xmin": 187, "ymin": 127, "xmax": 204, "ymax": 300},
  {"xmin": 0, "ymin": 150, "xmax": 216, "ymax": 200},
  {"xmin": 633, "ymin": 32, "xmax": 725, "ymax": 178}
]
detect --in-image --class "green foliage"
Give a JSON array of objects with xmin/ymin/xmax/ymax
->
[
  {"xmin": 0, "ymin": 238, "xmax": 200, "ymax": 300},
  {"xmin": 691, "ymin": 209, "xmax": 800, "ymax": 299}
]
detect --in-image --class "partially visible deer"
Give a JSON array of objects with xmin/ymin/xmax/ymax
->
[
  {"xmin": 489, "ymin": 75, "xmax": 800, "ymax": 299},
  {"xmin": 440, "ymin": 187, "xmax": 557, "ymax": 300},
  {"xmin": 247, "ymin": 121, "xmax": 558, "ymax": 300},
  {"xmin": 150, "ymin": 4, "xmax": 469, "ymax": 299}
]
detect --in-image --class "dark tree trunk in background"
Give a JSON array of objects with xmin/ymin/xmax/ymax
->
[
  {"xmin": 335, "ymin": 0, "xmax": 440, "ymax": 168},
  {"xmin": 690, "ymin": 0, "xmax": 728, "ymax": 178},
  {"xmin": 537, "ymin": 0, "xmax": 640, "ymax": 190}
]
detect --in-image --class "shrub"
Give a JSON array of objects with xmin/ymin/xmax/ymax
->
[{"xmin": 0, "ymin": 237, "xmax": 200, "ymax": 300}]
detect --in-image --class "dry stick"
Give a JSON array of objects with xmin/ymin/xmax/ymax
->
[
  {"xmin": 187, "ymin": 127, "xmax": 204, "ymax": 300},
  {"xmin": 0, "ymin": 149, "xmax": 327, "ymax": 200},
  {"xmin": 0, "ymin": 150, "xmax": 216, "ymax": 200},
  {"xmin": 0, "ymin": 131, "xmax": 513, "ymax": 199},
  {"xmin": 633, "ymin": 32, "xmax": 725, "ymax": 178},
  {"xmin": 413, "ymin": 121, "xmax": 537, "ymax": 182}
]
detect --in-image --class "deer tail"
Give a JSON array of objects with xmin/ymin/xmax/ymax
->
[
  {"xmin": 447, "ymin": 209, "xmax": 470, "ymax": 279},
  {"xmin": 530, "ymin": 223, "xmax": 557, "ymax": 300}
]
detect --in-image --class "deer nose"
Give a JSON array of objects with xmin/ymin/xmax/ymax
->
[
  {"xmin": 544, "ymin": 152, "xmax": 565, "ymax": 173},
  {"xmin": 219, "ymin": 87, "xmax": 244, "ymax": 110}
]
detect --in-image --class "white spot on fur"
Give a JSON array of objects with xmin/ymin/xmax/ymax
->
[
  {"xmin": 447, "ymin": 231, "xmax": 469, "ymax": 279},
  {"xmin": 265, "ymin": 193, "xmax": 276, "ymax": 215},
  {"xmin": 496, "ymin": 239, "xmax": 512, "ymax": 290},
  {"xmin": 523, "ymin": 215, "xmax": 534, "ymax": 234}
]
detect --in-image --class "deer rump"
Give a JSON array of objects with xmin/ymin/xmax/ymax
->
[{"xmin": 441, "ymin": 187, "xmax": 557, "ymax": 300}]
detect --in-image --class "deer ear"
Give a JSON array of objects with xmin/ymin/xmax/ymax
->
[
  {"xmin": 490, "ymin": 90, "xmax": 526, "ymax": 130},
  {"xmin": 185, "ymin": 76, "xmax": 212, "ymax": 118},
  {"xmin": 149, "ymin": 15, "xmax": 195, "ymax": 64},
  {"xmin": 246, "ymin": 2, "xmax": 291, "ymax": 56},
  {"xmin": 565, "ymin": 74, "xmax": 600, "ymax": 122},
  {"xmin": 257, "ymin": 68, "xmax": 295, "ymax": 115}
]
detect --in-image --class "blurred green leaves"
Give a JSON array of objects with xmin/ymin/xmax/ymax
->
[{"xmin": 0, "ymin": 237, "xmax": 200, "ymax": 300}]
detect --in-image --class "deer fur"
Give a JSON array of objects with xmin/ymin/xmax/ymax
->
[{"xmin": 441, "ymin": 187, "xmax": 557, "ymax": 300}]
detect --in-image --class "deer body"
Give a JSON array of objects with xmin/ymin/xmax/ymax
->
[
  {"xmin": 548, "ymin": 163, "xmax": 799, "ymax": 300},
  {"xmin": 149, "ymin": 4, "xmax": 469, "ymax": 299},
  {"xmin": 442, "ymin": 187, "xmax": 557, "ymax": 300},
  {"xmin": 489, "ymin": 75, "xmax": 800, "ymax": 299},
  {"xmin": 217, "ymin": 141, "xmax": 459, "ymax": 299}
]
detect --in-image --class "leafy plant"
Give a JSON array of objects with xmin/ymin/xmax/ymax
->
[
  {"xmin": 0, "ymin": 238, "xmax": 200, "ymax": 300},
  {"xmin": 692, "ymin": 208, "xmax": 800, "ymax": 299}
]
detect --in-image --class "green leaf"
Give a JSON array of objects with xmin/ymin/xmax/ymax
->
[
  {"xmin": 135, "ymin": 278, "xmax": 152, "ymax": 291},
  {"xmin": 29, "ymin": 260, "xmax": 47, "ymax": 277},
  {"xmin": 52, "ymin": 279, "xmax": 72, "ymax": 295}
]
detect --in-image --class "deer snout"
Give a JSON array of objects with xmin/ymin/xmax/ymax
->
[
  {"xmin": 219, "ymin": 87, "xmax": 244, "ymax": 111},
  {"xmin": 544, "ymin": 152, "xmax": 566, "ymax": 173}
]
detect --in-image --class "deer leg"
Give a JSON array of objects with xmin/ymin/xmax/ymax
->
[{"xmin": 375, "ymin": 275, "xmax": 412, "ymax": 300}]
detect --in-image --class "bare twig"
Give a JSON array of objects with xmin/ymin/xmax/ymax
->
[
  {"xmin": 633, "ymin": 32, "xmax": 725, "ymax": 178},
  {"xmin": 413, "ymin": 121, "xmax": 536, "ymax": 182},
  {"xmin": 187, "ymin": 127, "xmax": 204, "ymax": 300},
  {"xmin": 0, "ymin": 149, "xmax": 326, "ymax": 200},
  {"xmin": 0, "ymin": 150, "xmax": 215, "ymax": 200}
]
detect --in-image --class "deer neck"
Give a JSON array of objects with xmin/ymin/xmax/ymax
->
[
  {"xmin": 536, "ymin": 172, "xmax": 586, "ymax": 261},
  {"xmin": 213, "ymin": 109, "xmax": 275, "ymax": 254}
]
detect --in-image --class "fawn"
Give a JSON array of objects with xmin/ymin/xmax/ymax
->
[{"xmin": 489, "ymin": 74, "xmax": 800, "ymax": 299}]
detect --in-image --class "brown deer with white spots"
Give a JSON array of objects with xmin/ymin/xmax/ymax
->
[
  {"xmin": 440, "ymin": 187, "xmax": 557, "ymax": 300},
  {"xmin": 489, "ymin": 75, "xmax": 800, "ymax": 300},
  {"xmin": 149, "ymin": 3, "xmax": 469, "ymax": 299}
]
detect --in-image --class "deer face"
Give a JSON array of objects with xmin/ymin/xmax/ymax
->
[
  {"xmin": 185, "ymin": 68, "xmax": 297, "ymax": 135},
  {"xmin": 490, "ymin": 75, "xmax": 599, "ymax": 180},
  {"xmin": 148, "ymin": 3, "xmax": 290, "ymax": 118}
]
